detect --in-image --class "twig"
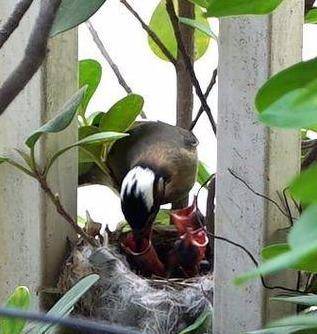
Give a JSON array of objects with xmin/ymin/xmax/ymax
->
[
  {"xmin": 197, "ymin": 213, "xmax": 303, "ymax": 293},
  {"xmin": 85, "ymin": 20, "xmax": 146, "ymax": 119},
  {"xmin": 282, "ymin": 188, "xmax": 296, "ymax": 225},
  {"xmin": 37, "ymin": 172, "xmax": 98, "ymax": 247},
  {"xmin": 0, "ymin": 0, "xmax": 34, "ymax": 49},
  {"xmin": 86, "ymin": 20, "xmax": 132, "ymax": 93},
  {"xmin": 165, "ymin": 0, "xmax": 217, "ymax": 136},
  {"xmin": 0, "ymin": 308, "xmax": 140, "ymax": 334},
  {"xmin": 228, "ymin": 168, "xmax": 295, "ymax": 220},
  {"xmin": 120, "ymin": 0, "xmax": 177, "ymax": 66},
  {"xmin": 0, "ymin": 0, "xmax": 62, "ymax": 116},
  {"xmin": 190, "ymin": 69, "xmax": 218, "ymax": 131}
]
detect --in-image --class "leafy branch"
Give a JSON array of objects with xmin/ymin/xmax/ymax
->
[{"xmin": 0, "ymin": 87, "xmax": 128, "ymax": 247}]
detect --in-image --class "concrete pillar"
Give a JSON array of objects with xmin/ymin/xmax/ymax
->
[
  {"xmin": 0, "ymin": 1, "xmax": 77, "ymax": 305},
  {"xmin": 214, "ymin": 0, "xmax": 303, "ymax": 332}
]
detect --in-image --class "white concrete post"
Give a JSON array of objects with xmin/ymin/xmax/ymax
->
[
  {"xmin": 214, "ymin": 0, "xmax": 303, "ymax": 332},
  {"xmin": 0, "ymin": 1, "xmax": 77, "ymax": 305}
]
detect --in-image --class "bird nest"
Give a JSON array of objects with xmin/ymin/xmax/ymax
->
[{"xmin": 58, "ymin": 215, "xmax": 213, "ymax": 334}]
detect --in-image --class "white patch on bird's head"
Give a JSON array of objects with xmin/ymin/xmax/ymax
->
[{"xmin": 120, "ymin": 166, "xmax": 155, "ymax": 211}]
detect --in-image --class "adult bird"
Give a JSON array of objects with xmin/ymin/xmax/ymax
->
[{"xmin": 106, "ymin": 121, "xmax": 198, "ymax": 275}]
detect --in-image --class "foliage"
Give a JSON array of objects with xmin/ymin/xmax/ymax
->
[
  {"xmin": 79, "ymin": 59, "xmax": 102, "ymax": 120},
  {"xmin": 148, "ymin": 0, "xmax": 211, "ymax": 61},
  {"xmin": 0, "ymin": 275, "xmax": 99, "ymax": 334},
  {"xmin": 179, "ymin": 18, "xmax": 218, "ymax": 41},
  {"xmin": 255, "ymin": 58, "xmax": 317, "ymax": 130},
  {"xmin": 305, "ymin": 8, "xmax": 317, "ymax": 24},
  {"xmin": 29, "ymin": 274, "xmax": 99, "ymax": 333},
  {"xmin": 99, "ymin": 94, "xmax": 144, "ymax": 132},
  {"xmin": 289, "ymin": 164, "xmax": 317, "ymax": 204},
  {"xmin": 197, "ymin": 161, "xmax": 212, "ymax": 188},
  {"xmin": 179, "ymin": 308, "xmax": 212, "ymax": 333},
  {"xmin": 0, "ymin": 287, "xmax": 30, "ymax": 334},
  {"xmin": 204, "ymin": 0, "xmax": 285, "ymax": 17},
  {"xmin": 51, "ymin": 0, "xmax": 107, "ymax": 37},
  {"xmin": 26, "ymin": 87, "xmax": 87, "ymax": 148}
]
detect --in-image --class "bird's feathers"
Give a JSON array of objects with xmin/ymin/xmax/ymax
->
[{"xmin": 121, "ymin": 166, "xmax": 155, "ymax": 211}]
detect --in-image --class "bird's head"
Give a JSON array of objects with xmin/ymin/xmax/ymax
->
[{"xmin": 120, "ymin": 166, "xmax": 166, "ymax": 237}]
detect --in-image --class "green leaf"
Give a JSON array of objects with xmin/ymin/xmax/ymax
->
[
  {"xmin": 270, "ymin": 314, "xmax": 317, "ymax": 330},
  {"xmin": 261, "ymin": 244, "xmax": 290, "ymax": 261},
  {"xmin": 88, "ymin": 112, "xmax": 106, "ymax": 126},
  {"xmin": 179, "ymin": 309, "xmax": 212, "ymax": 334},
  {"xmin": 206, "ymin": 0, "xmax": 284, "ymax": 17},
  {"xmin": 77, "ymin": 216, "xmax": 86, "ymax": 228},
  {"xmin": 179, "ymin": 18, "xmax": 218, "ymax": 40},
  {"xmin": 197, "ymin": 161, "xmax": 212, "ymax": 188},
  {"xmin": 261, "ymin": 242, "xmax": 317, "ymax": 273},
  {"xmin": 30, "ymin": 274, "xmax": 99, "ymax": 334},
  {"xmin": 235, "ymin": 205, "xmax": 317, "ymax": 284},
  {"xmin": 288, "ymin": 205, "xmax": 317, "ymax": 250},
  {"xmin": 0, "ymin": 157, "xmax": 8, "ymax": 165},
  {"xmin": 255, "ymin": 58, "xmax": 317, "ymax": 129},
  {"xmin": 79, "ymin": 60, "xmax": 102, "ymax": 116},
  {"xmin": 78, "ymin": 126, "xmax": 101, "ymax": 163},
  {"xmin": 305, "ymin": 8, "xmax": 317, "ymax": 24},
  {"xmin": 1, "ymin": 286, "xmax": 30, "ymax": 334},
  {"xmin": 99, "ymin": 94, "xmax": 144, "ymax": 132},
  {"xmin": 155, "ymin": 209, "xmax": 171, "ymax": 226},
  {"xmin": 148, "ymin": 0, "xmax": 210, "ymax": 61},
  {"xmin": 51, "ymin": 0, "xmax": 107, "ymax": 37},
  {"xmin": 290, "ymin": 164, "xmax": 317, "ymax": 204},
  {"xmin": 46, "ymin": 131, "xmax": 128, "ymax": 174},
  {"xmin": 247, "ymin": 326, "xmax": 313, "ymax": 334},
  {"xmin": 272, "ymin": 294, "xmax": 317, "ymax": 307},
  {"xmin": 26, "ymin": 86, "xmax": 87, "ymax": 148}
]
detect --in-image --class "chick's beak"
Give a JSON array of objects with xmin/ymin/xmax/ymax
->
[
  {"xmin": 121, "ymin": 232, "xmax": 166, "ymax": 277},
  {"xmin": 170, "ymin": 197, "xmax": 201, "ymax": 234},
  {"xmin": 169, "ymin": 198, "xmax": 209, "ymax": 277}
]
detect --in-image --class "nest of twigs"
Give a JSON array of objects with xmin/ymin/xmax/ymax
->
[{"xmin": 58, "ymin": 215, "xmax": 213, "ymax": 334}]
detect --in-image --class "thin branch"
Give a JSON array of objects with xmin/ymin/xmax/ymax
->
[
  {"xmin": 37, "ymin": 172, "xmax": 98, "ymax": 247},
  {"xmin": 190, "ymin": 68, "xmax": 218, "ymax": 131},
  {"xmin": 197, "ymin": 213, "xmax": 303, "ymax": 293},
  {"xmin": 165, "ymin": 0, "xmax": 217, "ymax": 136},
  {"xmin": 0, "ymin": 0, "xmax": 62, "ymax": 116},
  {"xmin": 86, "ymin": 20, "xmax": 147, "ymax": 119},
  {"xmin": 0, "ymin": 0, "xmax": 34, "ymax": 49},
  {"xmin": 120, "ymin": 0, "xmax": 177, "ymax": 66},
  {"xmin": 228, "ymin": 168, "xmax": 295, "ymax": 220},
  {"xmin": 86, "ymin": 21, "xmax": 146, "ymax": 119},
  {"xmin": 0, "ymin": 308, "xmax": 140, "ymax": 334},
  {"xmin": 86, "ymin": 20, "xmax": 132, "ymax": 93}
]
